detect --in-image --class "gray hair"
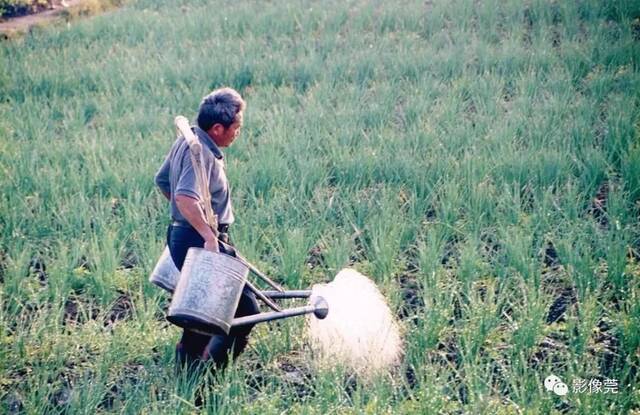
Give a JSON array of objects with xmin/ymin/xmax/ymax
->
[{"xmin": 197, "ymin": 87, "xmax": 246, "ymax": 130}]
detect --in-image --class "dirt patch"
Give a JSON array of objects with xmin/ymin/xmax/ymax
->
[
  {"xmin": 396, "ymin": 272, "xmax": 424, "ymax": 321},
  {"xmin": 110, "ymin": 197, "xmax": 123, "ymax": 216},
  {"xmin": 104, "ymin": 291, "xmax": 134, "ymax": 326},
  {"xmin": 397, "ymin": 247, "xmax": 425, "ymax": 321},
  {"xmin": 479, "ymin": 230, "xmax": 501, "ymax": 262},
  {"xmin": 429, "ymin": 333, "xmax": 462, "ymax": 370},
  {"xmin": 1, "ymin": 1, "xmax": 56, "ymax": 19},
  {"xmin": 63, "ymin": 295, "xmax": 100, "ymax": 325},
  {"xmin": 404, "ymin": 364, "xmax": 418, "ymax": 390},
  {"xmin": 462, "ymin": 95, "xmax": 477, "ymax": 128},
  {"xmin": 591, "ymin": 316, "xmax": 621, "ymax": 377},
  {"xmin": 545, "ymin": 286, "xmax": 577, "ymax": 324},
  {"xmin": 349, "ymin": 229, "xmax": 368, "ymax": 264},
  {"xmin": 99, "ymin": 363, "xmax": 146, "ymax": 411},
  {"xmin": 153, "ymin": 296, "xmax": 170, "ymax": 323},
  {"xmin": 519, "ymin": 183, "xmax": 535, "ymax": 213},
  {"xmin": 119, "ymin": 250, "xmax": 138, "ymax": 269},
  {"xmin": 73, "ymin": 255, "xmax": 93, "ymax": 273},
  {"xmin": 63, "ymin": 297, "xmax": 81, "ymax": 323},
  {"xmin": 393, "ymin": 98, "xmax": 408, "ymax": 131},
  {"xmin": 404, "ymin": 244, "xmax": 420, "ymax": 274},
  {"xmin": 589, "ymin": 180, "xmax": 610, "ymax": 228},
  {"xmin": 306, "ymin": 244, "xmax": 324, "ymax": 269},
  {"xmin": 529, "ymin": 332, "xmax": 570, "ymax": 370},
  {"xmin": 502, "ymin": 80, "xmax": 516, "ymax": 103},
  {"xmin": 629, "ymin": 242, "xmax": 640, "ymax": 262},
  {"xmin": 5, "ymin": 393, "xmax": 23, "ymax": 415},
  {"xmin": 427, "ymin": 333, "xmax": 468, "ymax": 404},
  {"xmin": 441, "ymin": 234, "xmax": 462, "ymax": 268},
  {"xmin": 246, "ymin": 353, "xmax": 315, "ymax": 400},
  {"xmin": 550, "ymin": 3, "xmax": 562, "ymax": 49},
  {"xmin": 540, "ymin": 261, "xmax": 578, "ymax": 325},
  {"xmin": 278, "ymin": 357, "xmax": 314, "ymax": 399},
  {"xmin": 633, "ymin": 18, "xmax": 640, "ymax": 41},
  {"xmin": 522, "ymin": 7, "xmax": 534, "ymax": 48},
  {"xmin": 424, "ymin": 204, "xmax": 437, "ymax": 222},
  {"xmin": 0, "ymin": 0, "xmax": 121, "ymax": 37},
  {"xmin": 243, "ymin": 360, "xmax": 267, "ymax": 398},
  {"xmin": 0, "ymin": 1, "xmax": 81, "ymax": 35},
  {"xmin": 0, "ymin": 249, "xmax": 6, "ymax": 284},
  {"xmin": 49, "ymin": 382, "xmax": 72, "ymax": 409},
  {"xmin": 542, "ymin": 240, "xmax": 559, "ymax": 269},
  {"xmin": 28, "ymin": 256, "xmax": 48, "ymax": 285}
]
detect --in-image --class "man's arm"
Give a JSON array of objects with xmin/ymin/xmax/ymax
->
[
  {"xmin": 155, "ymin": 154, "xmax": 171, "ymax": 200},
  {"xmin": 175, "ymin": 194, "xmax": 219, "ymax": 253},
  {"xmin": 159, "ymin": 189, "xmax": 171, "ymax": 201}
]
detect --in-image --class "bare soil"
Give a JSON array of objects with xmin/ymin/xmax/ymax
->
[{"xmin": 0, "ymin": 0, "xmax": 84, "ymax": 35}]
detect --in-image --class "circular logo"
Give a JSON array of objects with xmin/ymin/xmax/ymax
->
[
  {"xmin": 553, "ymin": 382, "xmax": 569, "ymax": 396},
  {"xmin": 544, "ymin": 375, "xmax": 561, "ymax": 392}
]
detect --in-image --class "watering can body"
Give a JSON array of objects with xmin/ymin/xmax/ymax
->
[
  {"xmin": 149, "ymin": 246, "xmax": 180, "ymax": 292},
  {"xmin": 167, "ymin": 248, "xmax": 248, "ymax": 335}
]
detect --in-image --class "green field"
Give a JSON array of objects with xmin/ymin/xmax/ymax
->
[{"xmin": 1, "ymin": 0, "xmax": 640, "ymax": 413}]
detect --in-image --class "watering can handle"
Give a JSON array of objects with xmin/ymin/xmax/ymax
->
[
  {"xmin": 218, "ymin": 240, "xmax": 285, "ymax": 292},
  {"xmin": 245, "ymin": 280, "xmax": 282, "ymax": 312}
]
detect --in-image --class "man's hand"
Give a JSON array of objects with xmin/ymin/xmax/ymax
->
[
  {"xmin": 218, "ymin": 236, "xmax": 237, "ymax": 257},
  {"xmin": 204, "ymin": 238, "xmax": 220, "ymax": 253},
  {"xmin": 218, "ymin": 232, "xmax": 230, "ymax": 245}
]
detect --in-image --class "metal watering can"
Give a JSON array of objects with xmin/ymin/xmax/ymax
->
[
  {"xmin": 160, "ymin": 247, "xmax": 328, "ymax": 335},
  {"xmin": 149, "ymin": 246, "xmax": 180, "ymax": 292}
]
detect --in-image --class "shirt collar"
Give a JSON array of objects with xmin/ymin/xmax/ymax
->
[{"xmin": 193, "ymin": 126, "xmax": 224, "ymax": 160}]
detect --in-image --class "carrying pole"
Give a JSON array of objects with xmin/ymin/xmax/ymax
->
[{"xmin": 174, "ymin": 115, "xmax": 219, "ymax": 238}]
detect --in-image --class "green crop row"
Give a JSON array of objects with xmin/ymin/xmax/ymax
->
[{"xmin": 1, "ymin": 0, "xmax": 639, "ymax": 413}]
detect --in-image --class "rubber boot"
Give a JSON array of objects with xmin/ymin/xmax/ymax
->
[
  {"xmin": 202, "ymin": 334, "xmax": 233, "ymax": 370},
  {"xmin": 175, "ymin": 342, "xmax": 201, "ymax": 378},
  {"xmin": 230, "ymin": 335, "xmax": 250, "ymax": 360}
]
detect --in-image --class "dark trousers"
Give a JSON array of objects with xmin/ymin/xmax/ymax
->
[{"xmin": 167, "ymin": 225, "xmax": 260, "ymax": 372}]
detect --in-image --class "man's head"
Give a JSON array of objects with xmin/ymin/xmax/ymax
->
[{"xmin": 197, "ymin": 87, "xmax": 246, "ymax": 147}]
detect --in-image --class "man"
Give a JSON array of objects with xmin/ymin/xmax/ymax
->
[{"xmin": 154, "ymin": 87, "xmax": 259, "ymax": 374}]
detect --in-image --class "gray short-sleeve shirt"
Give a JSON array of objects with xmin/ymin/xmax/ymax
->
[{"xmin": 155, "ymin": 126, "xmax": 234, "ymax": 225}]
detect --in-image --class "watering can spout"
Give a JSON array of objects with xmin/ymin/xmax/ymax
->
[
  {"xmin": 231, "ymin": 296, "xmax": 329, "ymax": 328},
  {"xmin": 312, "ymin": 297, "xmax": 329, "ymax": 319}
]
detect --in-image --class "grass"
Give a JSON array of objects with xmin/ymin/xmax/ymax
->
[{"xmin": 1, "ymin": 0, "xmax": 640, "ymax": 413}]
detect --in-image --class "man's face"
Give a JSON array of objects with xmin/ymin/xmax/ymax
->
[{"xmin": 219, "ymin": 111, "xmax": 243, "ymax": 147}]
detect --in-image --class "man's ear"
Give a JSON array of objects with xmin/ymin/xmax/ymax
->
[{"xmin": 208, "ymin": 123, "xmax": 225, "ymax": 137}]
